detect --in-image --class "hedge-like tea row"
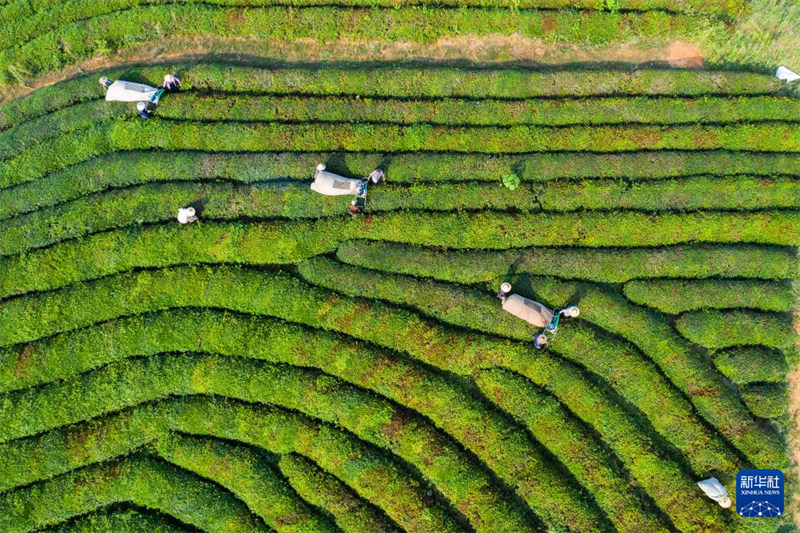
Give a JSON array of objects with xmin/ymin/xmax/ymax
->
[
  {"xmin": 338, "ymin": 249, "xmax": 786, "ymax": 469},
  {"xmin": 1, "ymin": 397, "xmax": 453, "ymax": 533},
  {"xmin": 298, "ymin": 257, "xmax": 741, "ymax": 474},
  {"xmin": 0, "ymin": 5, "xmax": 698, "ymax": 87},
  {"xmin": 623, "ymin": 279, "xmax": 795, "ymax": 313},
  {"xmin": 741, "ymin": 384, "xmax": 788, "ymax": 419},
  {"xmin": 507, "ymin": 276, "xmax": 787, "ymax": 467},
  {"xmin": 11, "ymin": 119, "xmax": 800, "ymax": 189},
  {"xmin": 0, "ymin": 308, "xmax": 668, "ymax": 532},
  {"xmin": 676, "ymin": 310, "xmax": 796, "ymax": 349},
  {"xmin": 8, "ymin": 94, "xmax": 800, "ymax": 159},
  {"xmin": 49, "ymin": 507, "xmax": 188, "ymax": 533},
  {"xmin": 6, "ymin": 150, "xmax": 800, "ymax": 222},
  {"xmin": 8, "ymin": 120, "xmax": 800, "ymax": 190},
  {"xmin": 0, "ymin": 352, "xmax": 575, "ymax": 532},
  {"xmin": 714, "ymin": 347, "xmax": 787, "ymax": 385},
  {"xmin": 278, "ymin": 453, "xmax": 401, "ymax": 533},
  {"xmin": 0, "ymin": 455, "xmax": 270, "ymax": 533},
  {"xmin": 152, "ymin": 432, "xmax": 338, "ymax": 533},
  {"xmin": 2, "ymin": 209, "xmax": 800, "ymax": 300},
  {"xmin": 8, "ymin": 176, "xmax": 800, "ymax": 258},
  {"xmin": 335, "ymin": 240, "xmax": 798, "ymax": 283},
  {"xmin": 0, "ymin": 266, "xmax": 726, "ymax": 530},
  {"xmin": 1, "ymin": 63, "xmax": 781, "ymax": 131}
]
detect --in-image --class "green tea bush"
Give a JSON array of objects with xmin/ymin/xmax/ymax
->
[
  {"xmin": 1, "ymin": 397, "xmax": 453, "ymax": 533},
  {"xmin": 741, "ymin": 383, "xmax": 788, "ymax": 419},
  {"xmin": 0, "ymin": 352, "xmax": 577, "ymax": 532},
  {"xmin": 7, "ymin": 94, "xmax": 799, "ymax": 159},
  {"xmin": 0, "ymin": 64, "xmax": 781, "ymax": 131},
  {"xmin": 0, "ymin": 267, "xmax": 725, "ymax": 531},
  {"xmin": 335, "ymin": 240, "xmax": 798, "ymax": 282},
  {"xmin": 5, "ymin": 149, "xmax": 799, "ymax": 222},
  {"xmin": 676, "ymin": 310, "xmax": 796, "ymax": 349},
  {"xmin": 512, "ymin": 276, "xmax": 786, "ymax": 469},
  {"xmin": 0, "ymin": 454, "xmax": 270, "ymax": 533},
  {"xmin": 7, "ymin": 176, "xmax": 799, "ymax": 258},
  {"xmin": 298, "ymin": 257, "xmax": 741, "ymax": 474},
  {"xmin": 151, "ymin": 432, "xmax": 339, "ymax": 533},
  {"xmin": 623, "ymin": 279, "xmax": 795, "ymax": 313},
  {"xmin": 48, "ymin": 507, "xmax": 188, "ymax": 533},
  {"xmin": 7, "ymin": 120, "xmax": 800, "ymax": 189},
  {"xmin": 277, "ymin": 453, "xmax": 401, "ymax": 533},
  {"xmin": 714, "ymin": 347, "xmax": 787, "ymax": 385}
]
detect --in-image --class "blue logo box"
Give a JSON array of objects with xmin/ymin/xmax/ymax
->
[{"xmin": 736, "ymin": 469, "xmax": 783, "ymax": 518}]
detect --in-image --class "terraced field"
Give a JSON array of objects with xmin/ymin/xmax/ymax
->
[{"xmin": 0, "ymin": 0, "xmax": 799, "ymax": 529}]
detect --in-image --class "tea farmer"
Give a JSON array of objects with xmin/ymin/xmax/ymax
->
[
  {"xmin": 137, "ymin": 101, "xmax": 154, "ymax": 120},
  {"xmin": 163, "ymin": 74, "xmax": 181, "ymax": 91},
  {"xmin": 697, "ymin": 478, "xmax": 731, "ymax": 508},
  {"xmin": 177, "ymin": 206, "xmax": 198, "ymax": 224}
]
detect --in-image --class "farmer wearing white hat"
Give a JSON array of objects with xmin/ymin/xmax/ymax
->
[
  {"xmin": 697, "ymin": 477, "xmax": 732, "ymax": 508},
  {"xmin": 177, "ymin": 207, "xmax": 198, "ymax": 224}
]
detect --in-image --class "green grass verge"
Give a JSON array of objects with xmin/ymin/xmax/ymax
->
[{"xmin": 623, "ymin": 279, "xmax": 795, "ymax": 313}]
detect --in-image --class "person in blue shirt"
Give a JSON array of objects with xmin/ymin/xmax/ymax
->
[{"xmin": 137, "ymin": 101, "xmax": 153, "ymax": 119}]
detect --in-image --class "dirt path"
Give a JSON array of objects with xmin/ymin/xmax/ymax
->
[{"xmin": 1, "ymin": 35, "xmax": 703, "ymax": 103}]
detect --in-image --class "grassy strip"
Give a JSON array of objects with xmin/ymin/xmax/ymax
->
[
  {"xmin": 0, "ymin": 5, "xmax": 699, "ymax": 88},
  {"xmin": 278, "ymin": 453, "xmax": 401, "ymax": 533},
  {"xmin": 298, "ymin": 257, "xmax": 741, "ymax": 473},
  {"xmin": 1, "ymin": 398, "xmax": 450, "ymax": 533},
  {"xmin": 0, "ymin": 0, "xmax": 743, "ymax": 49},
  {"xmin": 7, "ymin": 94, "xmax": 800, "ymax": 159},
  {"xmin": 675, "ymin": 310, "xmax": 796, "ymax": 349},
  {"xmin": 714, "ymin": 347, "xmax": 787, "ymax": 385},
  {"xmin": 7, "ymin": 176, "xmax": 800, "ymax": 258},
  {"xmin": 47, "ymin": 507, "xmax": 190, "ymax": 533},
  {"xmin": 5, "ymin": 150, "xmax": 800, "ymax": 222},
  {"xmin": 1, "ymin": 64, "xmax": 781, "ymax": 131},
  {"xmin": 0, "ymin": 309, "xmax": 668, "ymax": 532},
  {"xmin": 0, "ymin": 353, "xmax": 551, "ymax": 532},
  {"xmin": 0, "ymin": 266, "xmax": 725, "ymax": 530},
  {"xmin": 512, "ymin": 276, "xmax": 787, "ymax": 468},
  {"xmin": 0, "ymin": 455, "xmax": 269, "ymax": 533},
  {"xmin": 335, "ymin": 241, "xmax": 798, "ymax": 283},
  {"xmin": 7, "ymin": 120, "xmax": 800, "ymax": 190},
  {"xmin": 741, "ymin": 383, "xmax": 788, "ymax": 419},
  {"xmin": 151, "ymin": 432, "xmax": 338, "ymax": 533},
  {"xmin": 0, "ymin": 307, "xmax": 668, "ymax": 531},
  {"xmin": 623, "ymin": 279, "xmax": 795, "ymax": 313}
]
